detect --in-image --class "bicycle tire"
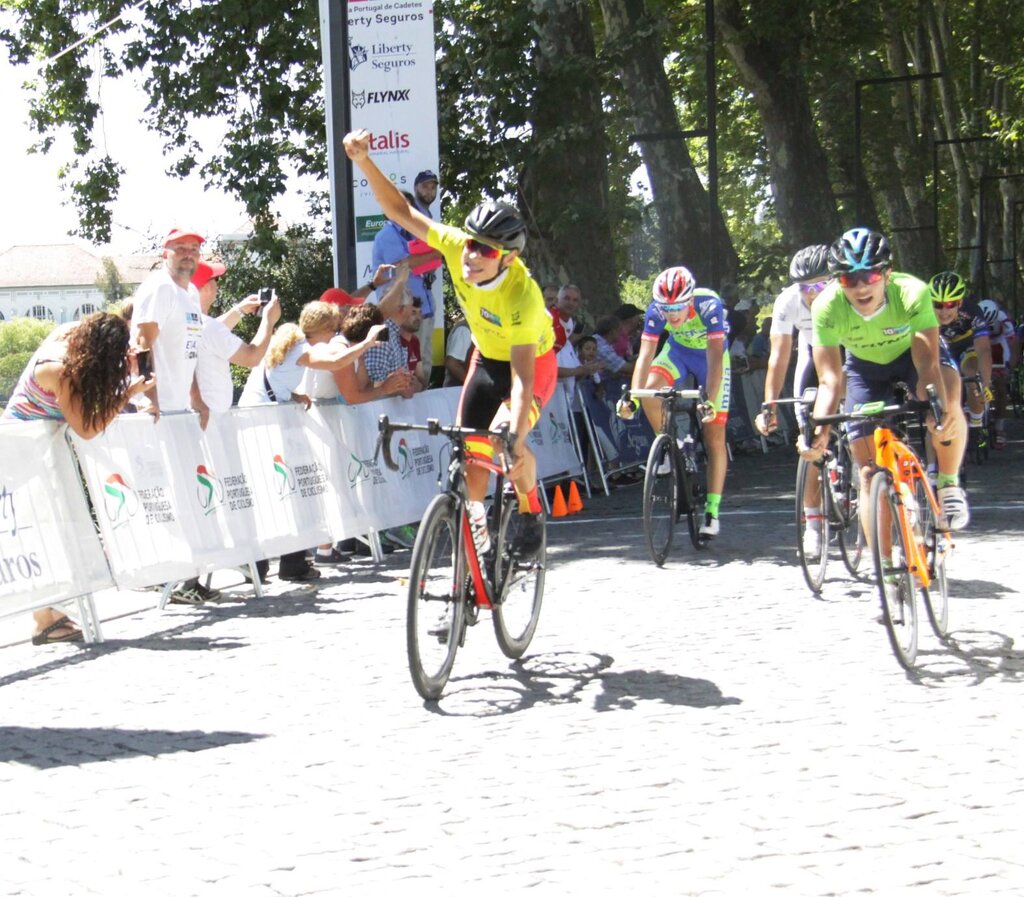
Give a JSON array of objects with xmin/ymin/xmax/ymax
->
[
  {"xmin": 492, "ymin": 495, "xmax": 546, "ymax": 659},
  {"xmin": 833, "ymin": 436, "xmax": 864, "ymax": 576},
  {"xmin": 407, "ymin": 494, "xmax": 466, "ymax": 700},
  {"xmin": 795, "ymin": 457, "xmax": 829, "ymax": 594},
  {"xmin": 643, "ymin": 434, "xmax": 677, "ymax": 566},
  {"xmin": 678, "ymin": 449, "xmax": 703, "ymax": 550},
  {"xmin": 869, "ymin": 471, "xmax": 919, "ymax": 669},
  {"xmin": 916, "ymin": 477, "xmax": 950, "ymax": 639}
]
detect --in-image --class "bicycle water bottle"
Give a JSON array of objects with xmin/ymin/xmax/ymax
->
[{"xmin": 681, "ymin": 435, "xmax": 697, "ymax": 472}]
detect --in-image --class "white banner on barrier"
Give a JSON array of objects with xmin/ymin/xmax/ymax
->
[
  {"xmin": 0, "ymin": 421, "xmax": 113, "ymax": 615},
  {"xmin": 529, "ymin": 387, "xmax": 584, "ymax": 482},
  {"xmin": 65, "ymin": 386, "xmax": 584, "ymax": 591}
]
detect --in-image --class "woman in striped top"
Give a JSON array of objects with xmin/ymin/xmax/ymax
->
[{"xmin": 2, "ymin": 310, "xmax": 151, "ymax": 644}]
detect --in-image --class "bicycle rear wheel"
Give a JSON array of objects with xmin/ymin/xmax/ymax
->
[
  {"xmin": 917, "ymin": 477, "xmax": 950, "ymax": 639},
  {"xmin": 643, "ymin": 434, "xmax": 676, "ymax": 566},
  {"xmin": 869, "ymin": 471, "xmax": 919, "ymax": 669},
  {"xmin": 407, "ymin": 494, "xmax": 466, "ymax": 700},
  {"xmin": 492, "ymin": 496, "xmax": 545, "ymax": 659},
  {"xmin": 833, "ymin": 436, "xmax": 864, "ymax": 575},
  {"xmin": 795, "ymin": 457, "xmax": 830, "ymax": 594}
]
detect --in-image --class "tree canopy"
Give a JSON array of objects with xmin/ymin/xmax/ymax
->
[{"xmin": 3, "ymin": 0, "xmax": 1024, "ymax": 313}]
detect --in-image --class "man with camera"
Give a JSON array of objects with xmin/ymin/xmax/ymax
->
[{"xmin": 191, "ymin": 261, "xmax": 282, "ymax": 425}]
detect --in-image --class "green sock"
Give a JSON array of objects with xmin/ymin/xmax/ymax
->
[
  {"xmin": 936, "ymin": 473, "xmax": 958, "ymax": 489},
  {"xmin": 705, "ymin": 493, "xmax": 722, "ymax": 518}
]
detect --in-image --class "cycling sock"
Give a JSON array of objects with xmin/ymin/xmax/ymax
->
[
  {"xmin": 517, "ymin": 485, "xmax": 543, "ymax": 515},
  {"xmin": 705, "ymin": 493, "xmax": 721, "ymax": 518},
  {"xmin": 936, "ymin": 472, "xmax": 959, "ymax": 489},
  {"xmin": 804, "ymin": 507, "xmax": 823, "ymax": 528}
]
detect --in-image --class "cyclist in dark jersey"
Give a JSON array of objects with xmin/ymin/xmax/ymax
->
[{"xmin": 928, "ymin": 271, "xmax": 993, "ymax": 431}]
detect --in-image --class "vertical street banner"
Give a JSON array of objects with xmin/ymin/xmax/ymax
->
[{"xmin": 348, "ymin": 0, "xmax": 440, "ymax": 296}]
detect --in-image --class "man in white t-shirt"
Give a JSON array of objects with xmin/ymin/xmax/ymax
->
[
  {"xmin": 132, "ymin": 227, "xmax": 207, "ymax": 416},
  {"xmin": 192, "ymin": 261, "xmax": 281, "ymax": 421}
]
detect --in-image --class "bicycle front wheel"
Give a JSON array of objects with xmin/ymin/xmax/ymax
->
[
  {"xmin": 795, "ymin": 457, "xmax": 830, "ymax": 594},
  {"xmin": 407, "ymin": 494, "xmax": 466, "ymax": 700},
  {"xmin": 492, "ymin": 497, "xmax": 546, "ymax": 659},
  {"xmin": 917, "ymin": 477, "xmax": 950, "ymax": 639},
  {"xmin": 869, "ymin": 471, "xmax": 919, "ymax": 669},
  {"xmin": 642, "ymin": 435, "xmax": 676, "ymax": 566},
  {"xmin": 834, "ymin": 437, "xmax": 864, "ymax": 575}
]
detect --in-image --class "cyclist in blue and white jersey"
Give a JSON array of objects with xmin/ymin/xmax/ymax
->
[{"xmin": 617, "ymin": 266, "xmax": 730, "ymax": 538}]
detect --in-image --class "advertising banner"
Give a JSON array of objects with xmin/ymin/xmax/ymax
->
[
  {"xmin": 348, "ymin": 0, "xmax": 440, "ymax": 305},
  {"xmin": 0, "ymin": 421, "xmax": 113, "ymax": 616}
]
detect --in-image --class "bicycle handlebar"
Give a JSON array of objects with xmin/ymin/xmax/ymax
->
[
  {"xmin": 375, "ymin": 415, "xmax": 516, "ymax": 473},
  {"xmin": 808, "ymin": 386, "xmax": 944, "ymax": 430},
  {"xmin": 624, "ymin": 386, "xmax": 705, "ymax": 402}
]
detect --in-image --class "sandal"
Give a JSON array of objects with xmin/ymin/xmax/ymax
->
[{"xmin": 31, "ymin": 616, "xmax": 84, "ymax": 646}]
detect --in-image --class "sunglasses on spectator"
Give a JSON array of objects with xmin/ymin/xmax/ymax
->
[
  {"xmin": 932, "ymin": 300, "xmax": 961, "ymax": 310},
  {"xmin": 837, "ymin": 270, "xmax": 885, "ymax": 288},
  {"xmin": 466, "ymin": 238, "xmax": 508, "ymax": 260},
  {"xmin": 798, "ymin": 279, "xmax": 829, "ymax": 294}
]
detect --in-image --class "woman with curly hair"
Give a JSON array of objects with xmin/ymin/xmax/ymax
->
[{"xmin": 2, "ymin": 310, "xmax": 153, "ymax": 644}]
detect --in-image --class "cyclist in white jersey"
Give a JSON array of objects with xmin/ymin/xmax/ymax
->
[{"xmin": 755, "ymin": 245, "xmax": 831, "ymax": 555}]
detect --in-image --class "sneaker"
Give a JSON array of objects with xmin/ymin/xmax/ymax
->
[
  {"xmin": 314, "ymin": 548, "xmax": 349, "ymax": 566},
  {"xmin": 937, "ymin": 484, "xmax": 970, "ymax": 531},
  {"xmin": 169, "ymin": 580, "xmax": 219, "ymax": 605},
  {"xmin": 655, "ymin": 455, "xmax": 671, "ymax": 476},
  {"xmin": 699, "ymin": 513, "xmax": 720, "ymax": 538},
  {"xmin": 278, "ymin": 563, "xmax": 322, "ymax": 582},
  {"xmin": 511, "ymin": 512, "xmax": 545, "ymax": 559},
  {"xmin": 802, "ymin": 525, "xmax": 822, "ymax": 557},
  {"xmin": 427, "ymin": 610, "xmax": 453, "ymax": 642}
]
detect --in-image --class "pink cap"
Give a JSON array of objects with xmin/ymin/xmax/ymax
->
[
  {"xmin": 192, "ymin": 261, "xmax": 227, "ymax": 290},
  {"xmin": 320, "ymin": 287, "xmax": 363, "ymax": 307},
  {"xmin": 164, "ymin": 227, "xmax": 206, "ymax": 247}
]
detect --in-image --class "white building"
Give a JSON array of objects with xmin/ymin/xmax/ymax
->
[{"xmin": 0, "ymin": 244, "xmax": 161, "ymax": 323}]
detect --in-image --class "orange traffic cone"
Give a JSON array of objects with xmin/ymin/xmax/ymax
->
[
  {"xmin": 551, "ymin": 485, "xmax": 568, "ymax": 518},
  {"xmin": 567, "ymin": 480, "xmax": 584, "ymax": 515}
]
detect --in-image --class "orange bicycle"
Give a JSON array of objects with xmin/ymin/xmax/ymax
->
[{"xmin": 810, "ymin": 386, "xmax": 952, "ymax": 669}]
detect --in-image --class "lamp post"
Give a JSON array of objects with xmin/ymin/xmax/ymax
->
[{"xmin": 854, "ymin": 72, "xmax": 942, "ymax": 225}]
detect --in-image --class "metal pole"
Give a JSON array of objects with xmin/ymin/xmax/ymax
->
[
  {"xmin": 318, "ymin": 0, "xmax": 353, "ymax": 290},
  {"xmin": 854, "ymin": 81, "xmax": 863, "ymax": 225},
  {"xmin": 705, "ymin": 0, "xmax": 719, "ymax": 288}
]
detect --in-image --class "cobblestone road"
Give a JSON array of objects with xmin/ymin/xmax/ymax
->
[{"xmin": 1, "ymin": 423, "xmax": 1022, "ymax": 896}]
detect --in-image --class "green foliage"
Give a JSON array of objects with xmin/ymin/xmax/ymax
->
[
  {"xmin": 0, "ymin": 317, "xmax": 55, "ymax": 404},
  {"xmin": 95, "ymin": 256, "xmax": 128, "ymax": 304}
]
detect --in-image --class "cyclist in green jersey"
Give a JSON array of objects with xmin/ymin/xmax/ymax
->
[{"xmin": 803, "ymin": 228, "xmax": 968, "ymax": 533}]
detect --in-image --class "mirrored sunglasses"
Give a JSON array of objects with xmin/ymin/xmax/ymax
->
[
  {"xmin": 798, "ymin": 279, "xmax": 829, "ymax": 294},
  {"xmin": 837, "ymin": 270, "xmax": 885, "ymax": 288},
  {"xmin": 932, "ymin": 300, "xmax": 961, "ymax": 310},
  {"xmin": 466, "ymin": 238, "xmax": 508, "ymax": 260}
]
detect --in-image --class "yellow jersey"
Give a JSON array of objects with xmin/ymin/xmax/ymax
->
[{"xmin": 427, "ymin": 222, "xmax": 554, "ymax": 361}]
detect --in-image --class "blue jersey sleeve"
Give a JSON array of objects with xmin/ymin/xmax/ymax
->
[
  {"xmin": 696, "ymin": 295, "xmax": 728, "ymax": 338},
  {"xmin": 642, "ymin": 305, "xmax": 667, "ymax": 340}
]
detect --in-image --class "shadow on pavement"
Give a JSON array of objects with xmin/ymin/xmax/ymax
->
[
  {"xmin": 912, "ymin": 627, "xmax": 1024, "ymax": 685},
  {"xmin": 424, "ymin": 651, "xmax": 741, "ymax": 717},
  {"xmin": 0, "ymin": 725, "xmax": 266, "ymax": 769},
  {"xmin": 946, "ymin": 578, "xmax": 1015, "ymax": 600}
]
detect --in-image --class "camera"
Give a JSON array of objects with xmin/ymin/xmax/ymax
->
[
  {"xmin": 136, "ymin": 349, "xmax": 152, "ymax": 379},
  {"xmin": 259, "ymin": 287, "xmax": 273, "ymax": 307}
]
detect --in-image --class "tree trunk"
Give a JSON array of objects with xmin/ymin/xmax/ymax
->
[
  {"xmin": 597, "ymin": 0, "xmax": 737, "ymax": 287},
  {"xmin": 716, "ymin": 0, "xmax": 841, "ymax": 250},
  {"xmin": 519, "ymin": 0, "xmax": 619, "ymax": 312}
]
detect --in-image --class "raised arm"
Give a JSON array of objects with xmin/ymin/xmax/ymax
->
[{"xmin": 343, "ymin": 129, "xmax": 433, "ymax": 241}]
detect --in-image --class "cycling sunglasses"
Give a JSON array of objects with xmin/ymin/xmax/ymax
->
[
  {"xmin": 657, "ymin": 301, "xmax": 691, "ymax": 314},
  {"xmin": 837, "ymin": 270, "xmax": 885, "ymax": 288},
  {"xmin": 798, "ymin": 279, "xmax": 829, "ymax": 294},
  {"xmin": 932, "ymin": 300, "xmax": 961, "ymax": 310},
  {"xmin": 466, "ymin": 238, "xmax": 508, "ymax": 260}
]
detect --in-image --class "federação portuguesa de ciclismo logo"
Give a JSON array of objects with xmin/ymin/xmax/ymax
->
[{"xmin": 103, "ymin": 472, "xmax": 140, "ymax": 529}]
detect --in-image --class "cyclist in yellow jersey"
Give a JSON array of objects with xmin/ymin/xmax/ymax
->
[{"xmin": 344, "ymin": 129, "xmax": 556, "ymax": 557}]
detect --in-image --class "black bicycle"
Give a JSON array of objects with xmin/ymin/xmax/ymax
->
[
  {"xmin": 765, "ymin": 393, "xmax": 864, "ymax": 594},
  {"xmin": 623, "ymin": 385, "xmax": 709, "ymax": 566},
  {"xmin": 377, "ymin": 416, "xmax": 545, "ymax": 701}
]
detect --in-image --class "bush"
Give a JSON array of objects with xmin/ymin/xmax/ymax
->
[{"xmin": 0, "ymin": 318, "xmax": 55, "ymax": 408}]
